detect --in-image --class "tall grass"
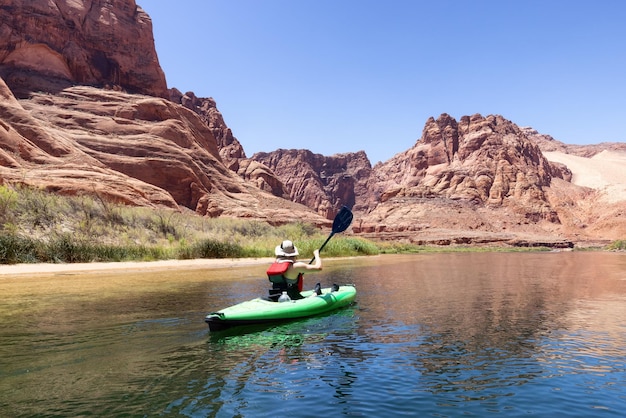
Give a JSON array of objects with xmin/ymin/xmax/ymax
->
[
  {"xmin": 0, "ymin": 184, "xmax": 380, "ymax": 264},
  {"xmin": 295, "ymin": 237, "xmax": 379, "ymax": 258},
  {"xmin": 0, "ymin": 233, "xmax": 170, "ymax": 264},
  {"xmin": 178, "ymin": 239, "xmax": 244, "ymax": 259}
]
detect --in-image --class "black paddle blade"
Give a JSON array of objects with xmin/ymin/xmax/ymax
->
[
  {"xmin": 332, "ymin": 206, "xmax": 353, "ymax": 234},
  {"xmin": 309, "ymin": 206, "xmax": 354, "ymax": 263}
]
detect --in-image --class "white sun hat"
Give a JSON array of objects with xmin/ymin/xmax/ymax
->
[{"xmin": 275, "ymin": 240, "xmax": 299, "ymax": 257}]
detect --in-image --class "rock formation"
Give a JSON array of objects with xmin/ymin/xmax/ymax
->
[
  {"xmin": 169, "ymin": 89, "xmax": 247, "ymax": 171},
  {"xmin": 0, "ymin": 0, "xmax": 328, "ymax": 227},
  {"xmin": 353, "ymin": 114, "xmax": 625, "ymax": 244},
  {"xmin": 244, "ymin": 113, "xmax": 625, "ymax": 246},
  {"xmin": 0, "ymin": 77, "xmax": 328, "ymax": 225},
  {"xmin": 168, "ymin": 89, "xmax": 291, "ymax": 199},
  {"xmin": 368, "ymin": 114, "xmax": 565, "ymax": 214},
  {"xmin": 0, "ymin": 76, "xmax": 178, "ymax": 208},
  {"xmin": 0, "ymin": 0, "xmax": 168, "ymax": 98},
  {"xmin": 251, "ymin": 149, "xmax": 372, "ymax": 219}
]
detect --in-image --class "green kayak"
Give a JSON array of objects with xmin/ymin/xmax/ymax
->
[{"xmin": 205, "ymin": 285, "xmax": 357, "ymax": 331}]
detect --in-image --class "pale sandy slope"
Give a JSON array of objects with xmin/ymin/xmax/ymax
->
[{"xmin": 544, "ymin": 150, "xmax": 626, "ymax": 203}]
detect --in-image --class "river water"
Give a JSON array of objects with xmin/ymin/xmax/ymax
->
[{"xmin": 1, "ymin": 252, "xmax": 625, "ymax": 417}]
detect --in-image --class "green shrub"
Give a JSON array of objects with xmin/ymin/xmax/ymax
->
[
  {"xmin": 0, "ymin": 185, "xmax": 17, "ymax": 226},
  {"xmin": 0, "ymin": 233, "xmax": 36, "ymax": 264},
  {"xmin": 47, "ymin": 234, "xmax": 86, "ymax": 263},
  {"xmin": 607, "ymin": 240, "xmax": 626, "ymax": 251},
  {"xmin": 230, "ymin": 220, "xmax": 272, "ymax": 237},
  {"xmin": 179, "ymin": 239, "xmax": 244, "ymax": 259},
  {"xmin": 20, "ymin": 187, "xmax": 59, "ymax": 228}
]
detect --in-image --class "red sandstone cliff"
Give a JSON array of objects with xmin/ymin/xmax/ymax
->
[
  {"xmin": 251, "ymin": 149, "xmax": 372, "ymax": 219},
  {"xmin": 368, "ymin": 114, "xmax": 565, "ymax": 215},
  {"xmin": 0, "ymin": 0, "xmax": 168, "ymax": 98},
  {"xmin": 0, "ymin": 0, "xmax": 328, "ymax": 226},
  {"xmin": 247, "ymin": 113, "xmax": 625, "ymax": 245}
]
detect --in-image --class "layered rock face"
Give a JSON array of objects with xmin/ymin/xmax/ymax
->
[
  {"xmin": 0, "ymin": 0, "xmax": 328, "ymax": 226},
  {"xmin": 0, "ymin": 77, "xmax": 177, "ymax": 207},
  {"xmin": 168, "ymin": 89, "xmax": 290, "ymax": 199},
  {"xmin": 0, "ymin": 78, "xmax": 328, "ymax": 225},
  {"xmin": 251, "ymin": 149, "xmax": 372, "ymax": 219},
  {"xmin": 0, "ymin": 0, "xmax": 167, "ymax": 98},
  {"xmin": 368, "ymin": 114, "xmax": 566, "ymax": 217},
  {"xmin": 169, "ymin": 89, "xmax": 247, "ymax": 171},
  {"xmin": 355, "ymin": 114, "xmax": 565, "ymax": 238}
]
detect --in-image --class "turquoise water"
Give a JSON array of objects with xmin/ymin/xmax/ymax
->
[{"xmin": 1, "ymin": 252, "xmax": 626, "ymax": 416}]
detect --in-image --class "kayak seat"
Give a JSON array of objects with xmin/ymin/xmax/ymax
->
[
  {"xmin": 267, "ymin": 289, "xmax": 281, "ymax": 302},
  {"xmin": 268, "ymin": 283, "xmax": 304, "ymax": 301}
]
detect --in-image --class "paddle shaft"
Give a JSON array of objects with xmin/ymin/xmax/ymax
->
[
  {"xmin": 309, "ymin": 233, "xmax": 334, "ymax": 264},
  {"xmin": 309, "ymin": 206, "xmax": 353, "ymax": 264}
]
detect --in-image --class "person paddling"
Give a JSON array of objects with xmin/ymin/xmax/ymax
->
[{"xmin": 267, "ymin": 240, "xmax": 322, "ymax": 300}]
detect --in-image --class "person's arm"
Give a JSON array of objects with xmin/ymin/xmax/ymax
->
[{"xmin": 293, "ymin": 249, "xmax": 322, "ymax": 271}]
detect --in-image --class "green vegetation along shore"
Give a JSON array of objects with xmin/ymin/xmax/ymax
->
[
  {"xmin": 0, "ymin": 185, "xmax": 623, "ymax": 265},
  {"xmin": 0, "ymin": 185, "xmax": 382, "ymax": 264}
]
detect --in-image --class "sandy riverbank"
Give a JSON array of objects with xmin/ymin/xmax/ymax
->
[{"xmin": 0, "ymin": 257, "xmax": 275, "ymax": 276}]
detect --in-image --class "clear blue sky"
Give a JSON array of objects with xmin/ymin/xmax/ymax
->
[{"xmin": 140, "ymin": 0, "xmax": 625, "ymax": 164}]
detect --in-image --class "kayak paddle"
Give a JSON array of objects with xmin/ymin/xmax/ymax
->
[{"xmin": 310, "ymin": 205, "xmax": 353, "ymax": 263}]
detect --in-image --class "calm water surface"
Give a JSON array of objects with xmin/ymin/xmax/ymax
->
[{"xmin": 1, "ymin": 252, "xmax": 626, "ymax": 417}]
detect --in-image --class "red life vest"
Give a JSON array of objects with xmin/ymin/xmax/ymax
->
[{"xmin": 267, "ymin": 260, "xmax": 303, "ymax": 291}]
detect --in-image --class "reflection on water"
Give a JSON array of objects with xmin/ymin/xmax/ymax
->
[{"xmin": 1, "ymin": 253, "xmax": 626, "ymax": 416}]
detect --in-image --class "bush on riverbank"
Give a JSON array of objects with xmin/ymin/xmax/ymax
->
[{"xmin": 607, "ymin": 240, "xmax": 626, "ymax": 251}]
